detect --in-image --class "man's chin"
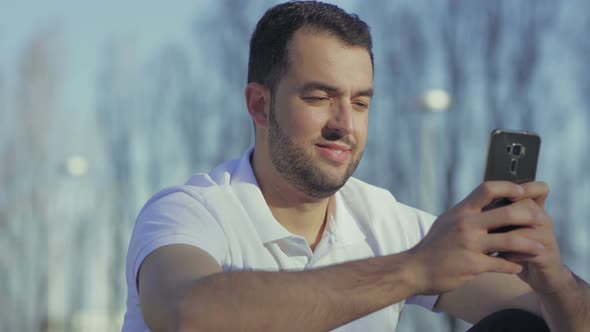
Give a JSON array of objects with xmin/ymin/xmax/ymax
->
[
  {"xmin": 318, "ymin": 157, "xmax": 357, "ymax": 176},
  {"xmin": 314, "ymin": 168, "xmax": 351, "ymax": 189},
  {"xmin": 293, "ymin": 164, "xmax": 354, "ymax": 199}
]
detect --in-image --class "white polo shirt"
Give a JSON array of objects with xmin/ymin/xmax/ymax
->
[{"xmin": 123, "ymin": 148, "xmax": 439, "ymax": 331}]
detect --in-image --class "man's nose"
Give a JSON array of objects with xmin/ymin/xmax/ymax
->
[{"xmin": 326, "ymin": 101, "xmax": 353, "ymax": 137}]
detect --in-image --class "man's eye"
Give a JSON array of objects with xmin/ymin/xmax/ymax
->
[
  {"xmin": 353, "ymin": 101, "xmax": 370, "ymax": 110},
  {"xmin": 304, "ymin": 96, "xmax": 329, "ymax": 102}
]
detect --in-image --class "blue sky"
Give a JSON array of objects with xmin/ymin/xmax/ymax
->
[{"xmin": 1, "ymin": 1, "xmax": 207, "ymax": 115}]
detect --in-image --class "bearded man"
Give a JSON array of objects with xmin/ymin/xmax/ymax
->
[{"xmin": 122, "ymin": 2, "xmax": 590, "ymax": 331}]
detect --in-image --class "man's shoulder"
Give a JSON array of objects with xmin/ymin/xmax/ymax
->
[
  {"xmin": 139, "ymin": 158, "xmax": 243, "ymax": 215},
  {"xmin": 340, "ymin": 177, "xmax": 437, "ymax": 246},
  {"xmin": 340, "ymin": 177, "xmax": 435, "ymax": 225},
  {"xmin": 184, "ymin": 158, "xmax": 241, "ymax": 189}
]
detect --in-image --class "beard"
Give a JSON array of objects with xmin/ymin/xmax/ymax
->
[{"xmin": 268, "ymin": 98, "xmax": 363, "ymax": 199}]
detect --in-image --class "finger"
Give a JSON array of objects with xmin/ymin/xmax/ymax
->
[
  {"xmin": 519, "ymin": 181, "xmax": 549, "ymax": 208},
  {"xmin": 504, "ymin": 225, "xmax": 546, "ymax": 242},
  {"xmin": 461, "ymin": 181, "xmax": 524, "ymax": 212},
  {"xmin": 478, "ymin": 199, "xmax": 544, "ymax": 231},
  {"xmin": 483, "ymin": 255, "xmax": 523, "ymax": 274},
  {"xmin": 483, "ymin": 233, "xmax": 545, "ymax": 256},
  {"xmin": 498, "ymin": 252, "xmax": 538, "ymax": 263}
]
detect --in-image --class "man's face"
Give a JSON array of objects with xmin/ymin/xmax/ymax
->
[{"xmin": 267, "ymin": 29, "xmax": 373, "ymax": 199}]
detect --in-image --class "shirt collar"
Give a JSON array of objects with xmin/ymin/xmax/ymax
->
[
  {"xmin": 230, "ymin": 147, "xmax": 293, "ymax": 243},
  {"xmin": 327, "ymin": 191, "xmax": 367, "ymax": 247}
]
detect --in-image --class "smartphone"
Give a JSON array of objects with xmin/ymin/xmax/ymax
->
[{"xmin": 483, "ymin": 129, "xmax": 541, "ymax": 233}]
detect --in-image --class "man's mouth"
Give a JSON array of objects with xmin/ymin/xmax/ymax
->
[{"xmin": 315, "ymin": 143, "xmax": 352, "ymax": 164}]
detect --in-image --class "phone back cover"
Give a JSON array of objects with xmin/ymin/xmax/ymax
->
[{"xmin": 484, "ymin": 130, "xmax": 541, "ymax": 184}]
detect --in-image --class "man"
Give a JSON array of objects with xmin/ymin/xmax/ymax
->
[{"xmin": 122, "ymin": 2, "xmax": 590, "ymax": 331}]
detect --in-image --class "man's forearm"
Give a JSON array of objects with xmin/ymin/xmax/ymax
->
[
  {"xmin": 538, "ymin": 269, "xmax": 590, "ymax": 332},
  {"xmin": 177, "ymin": 252, "xmax": 419, "ymax": 331}
]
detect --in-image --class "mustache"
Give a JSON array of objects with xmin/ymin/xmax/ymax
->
[{"xmin": 316, "ymin": 128, "xmax": 356, "ymax": 149}]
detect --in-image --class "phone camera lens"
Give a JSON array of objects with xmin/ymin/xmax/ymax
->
[{"xmin": 512, "ymin": 144, "xmax": 522, "ymax": 156}]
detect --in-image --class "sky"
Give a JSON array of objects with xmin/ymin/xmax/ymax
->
[{"xmin": 0, "ymin": 0, "xmax": 207, "ymax": 116}]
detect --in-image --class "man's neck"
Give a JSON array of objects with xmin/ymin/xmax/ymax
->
[{"xmin": 251, "ymin": 148, "xmax": 331, "ymax": 250}]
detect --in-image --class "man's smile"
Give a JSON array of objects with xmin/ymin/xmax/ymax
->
[{"xmin": 315, "ymin": 143, "xmax": 352, "ymax": 164}]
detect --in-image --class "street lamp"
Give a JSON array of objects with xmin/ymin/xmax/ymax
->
[
  {"xmin": 420, "ymin": 88, "xmax": 452, "ymax": 112},
  {"xmin": 417, "ymin": 89, "xmax": 451, "ymax": 213},
  {"xmin": 64, "ymin": 155, "xmax": 89, "ymax": 177}
]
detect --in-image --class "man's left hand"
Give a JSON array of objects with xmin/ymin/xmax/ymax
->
[{"xmin": 500, "ymin": 181, "xmax": 575, "ymax": 295}]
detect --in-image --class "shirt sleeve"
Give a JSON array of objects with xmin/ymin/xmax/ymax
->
[
  {"xmin": 405, "ymin": 294, "xmax": 441, "ymax": 312},
  {"xmin": 397, "ymin": 202, "xmax": 442, "ymax": 312},
  {"xmin": 126, "ymin": 189, "xmax": 228, "ymax": 292}
]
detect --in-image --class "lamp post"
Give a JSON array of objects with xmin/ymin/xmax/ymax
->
[
  {"xmin": 47, "ymin": 155, "xmax": 89, "ymax": 332},
  {"xmin": 417, "ymin": 89, "xmax": 451, "ymax": 213}
]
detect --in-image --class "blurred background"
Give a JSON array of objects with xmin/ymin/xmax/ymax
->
[{"xmin": 1, "ymin": 0, "xmax": 589, "ymax": 331}]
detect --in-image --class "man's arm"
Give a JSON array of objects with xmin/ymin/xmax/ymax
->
[
  {"xmin": 435, "ymin": 266, "xmax": 590, "ymax": 331},
  {"xmin": 435, "ymin": 272, "xmax": 539, "ymax": 324},
  {"xmin": 139, "ymin": 182, "xmax": 545, "ymax": 331},
  {"xmin": 138, "ymin": 244, "xmax": 419, "ymax": 331},
  {"xmin": 536, "ymin": 268, "xmax": 590, "ymax": 332}
]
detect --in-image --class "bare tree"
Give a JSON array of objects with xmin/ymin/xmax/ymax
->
[
  {"xmin": 481, "ymin": 1, "xmax": 559, "ymax": 128},
  {"xmin": 0, "ymin": 25, "xmax": 64, "ymax": 331},
  {"xmin": 374, "ymin": 4, "xmax": 456, "ymax": 331},
  {"xmin": 95, "ymin": 39, "xmax": 138, "ymax": 321},
  {"xmin": 563, "ymin": 2, "xmax": 590, "ymax": 275},
  {"xmin": 187, "ymin": 0, "xmax": 264, "ymax": 166},
  {"xmin": 0, "ymin": 65, "xmax": 12, "ymax": 332},
  {"xmin": 440, "ymin": 0, "xmax": 470, "ymax": 217},
  {"xmin": 144, "ymin": 45, "xmax": 196, "ymax": 190},
  {"xmin": 368, "ymin": 4, "xmax": 429, "ymax": 207}
]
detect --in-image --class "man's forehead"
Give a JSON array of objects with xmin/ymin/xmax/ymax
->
[
  {"xmin": 288, "ymin": 27, "xmax": 369, "ymax": 57},
  {"xmin": 285, "ymin": 29, "xmax": 372, "ymax": 73}
]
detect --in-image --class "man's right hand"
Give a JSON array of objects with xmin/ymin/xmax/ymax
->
[{"xmin": 407, "ymin": 181, "xmax": 546, "ymax": 296}]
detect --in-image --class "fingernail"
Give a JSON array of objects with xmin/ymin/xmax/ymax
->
[
  {"xmin": 536, "ymin": 243, "xmax": 545, "ymax": 251},
  {"xmin": 513, "ymin": 265, "xmax": 523, "ymax": 274}
]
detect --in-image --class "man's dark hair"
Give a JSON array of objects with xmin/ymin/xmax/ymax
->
[{"xmin": 247, "ymin": 1, "xmax": 373, "ymax": 91}]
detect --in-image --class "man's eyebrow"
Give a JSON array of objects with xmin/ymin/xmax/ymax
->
[
  {"xmin": 299, "ymin": 82, "xmax": 340, "ymax": 94},
  {"xmin": 300, "ymin": 82, "xmax": 374, "ymax": 98},
  {"xmin": 354, "ymin": 88, "xmax": 373, "ymax": 98}
]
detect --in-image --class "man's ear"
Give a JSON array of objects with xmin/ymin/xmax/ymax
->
[{"xmin": 245, "ymin": 82, "xmax": 271, "ymax": 129}]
